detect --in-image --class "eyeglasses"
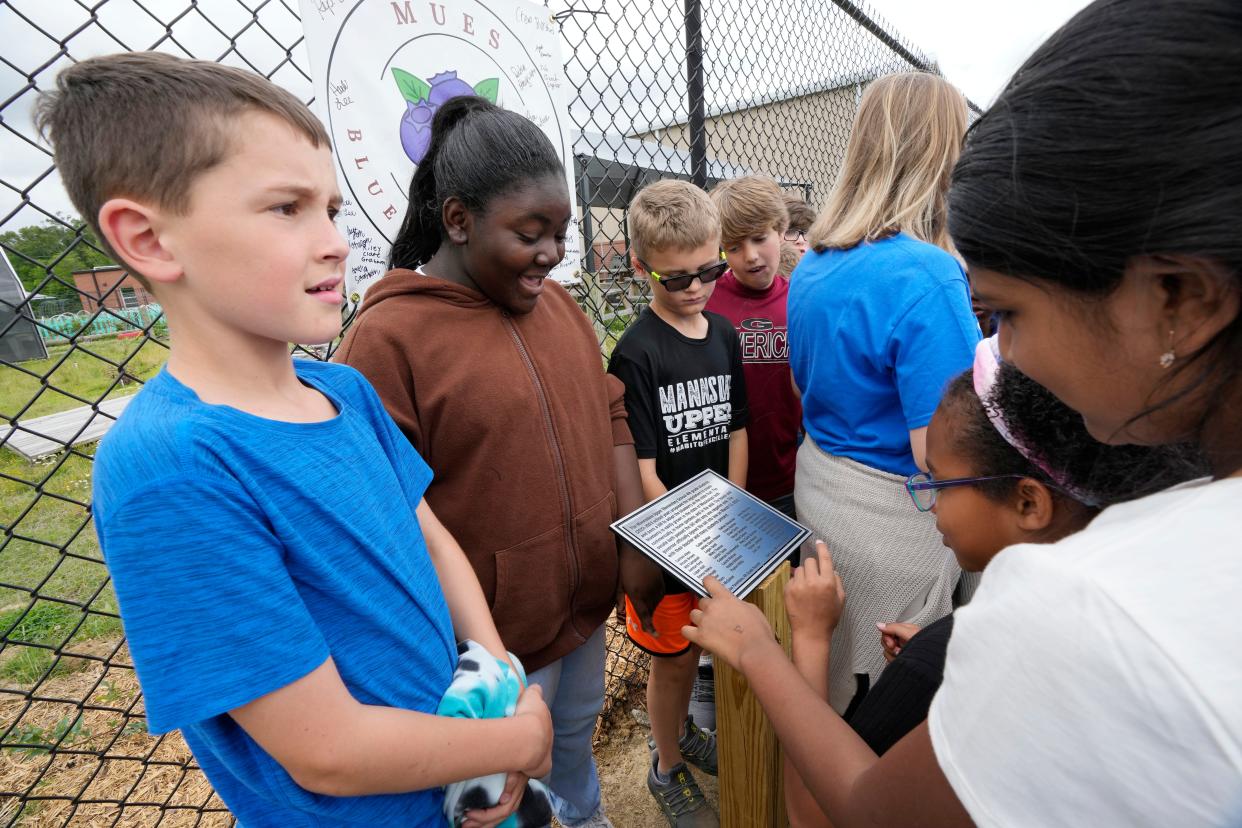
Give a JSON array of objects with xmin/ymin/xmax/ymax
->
[
  {"xmin": 904, "ymin": 471, "xmax": 1028, "ymax": 512},
  {"xmin": 782, "ymin": 229, "xmax": 807, "ymax": 242},
  {"xmin": 637, "ymin": 254, "xmax": 728, "ymax": 293}
]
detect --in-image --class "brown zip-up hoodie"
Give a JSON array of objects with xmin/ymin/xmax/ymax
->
[{"xmin": 335, "ymin": 269, "xmax": 632, "ymax": 671}]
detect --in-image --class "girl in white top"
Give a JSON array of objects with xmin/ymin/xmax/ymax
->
[{"xmin": 680, "ymin": 0, "xmax": 1242, "ymax": 825}]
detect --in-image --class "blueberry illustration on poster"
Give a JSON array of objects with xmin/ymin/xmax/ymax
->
[
  {"xmin": 298, "ymin": 0, "xmax": 583, "ymax": 305},
  {"xmin": 393, "ymin": 69, "xmax": 500, "ymax": 164}
]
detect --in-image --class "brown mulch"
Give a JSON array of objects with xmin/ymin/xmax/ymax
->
[
  {"xmin": 595, "ymin": 613, "xmax": 650, "ymax": 744},
  {"xmin": 596, "ymin": 713, "xmax": 720, "ymax": 827},
  {"xmin": 0, "ymin": 640, "xmax": 228, "ymax": 827}
]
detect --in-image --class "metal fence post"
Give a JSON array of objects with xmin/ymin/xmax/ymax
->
[
  {"xmin": 578, "ymin": 170, "xmax": 597, "ymax": 274},
  {"xmin": 684, "ymin": 0, "xmax": 708, "ymax": 188}
]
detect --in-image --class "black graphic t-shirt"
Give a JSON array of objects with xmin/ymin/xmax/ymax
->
[{"xmin": 608, "ymin": 307, "xmax": 749, "ymax": 491}]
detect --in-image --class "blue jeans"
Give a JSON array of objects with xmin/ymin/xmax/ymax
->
[{"xmin": 525, "ymin": 623, "xmax": 607, "ymax": 825}]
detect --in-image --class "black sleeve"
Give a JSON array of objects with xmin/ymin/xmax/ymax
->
[
  {"xmin": 727, "ymin": 326, "xmax": 749, "ymax": 430},
  {"xmin": 845, "ymin": 614, "xmax": 954, "ymax": 755},
  {"xmin": 607, "ymin": 351, "xmax": 659, "ymax": 459}
]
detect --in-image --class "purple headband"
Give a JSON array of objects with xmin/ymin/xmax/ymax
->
[{"xmin": 972, "ymin": 337, "xmax": 1098, "ymax": 505}]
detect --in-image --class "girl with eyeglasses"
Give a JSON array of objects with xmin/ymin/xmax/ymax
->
[{"xmin": 783, "ymin": 336, "xmax": 1203, "ymax": 827}]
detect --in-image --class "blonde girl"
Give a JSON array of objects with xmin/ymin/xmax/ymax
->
[{"xmin": 787, "ymin": 72, "xmax": 978, "ymax": 714}]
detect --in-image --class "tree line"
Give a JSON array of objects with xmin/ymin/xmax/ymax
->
[{"xmin": 1, "ymin": 214, "xmax": 114, "ymax": 301}]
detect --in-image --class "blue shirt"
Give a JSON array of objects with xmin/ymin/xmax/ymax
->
[
  {"xmin": 788, "ymin": 233, "xmax": 981, "ymax": 476},
  {"xmin": 93, "ymin": 360, "xmax": 456, "ymax": 827}
]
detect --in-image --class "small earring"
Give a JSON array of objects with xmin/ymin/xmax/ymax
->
[{"xmin": 1159, "ymin": 329, "xmax": 1176, "ymax": 369}]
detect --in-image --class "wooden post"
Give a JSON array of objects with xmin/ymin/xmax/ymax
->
[{"xmin": 716, "ymin": 562, "xmax": 792, "ymax": 827}]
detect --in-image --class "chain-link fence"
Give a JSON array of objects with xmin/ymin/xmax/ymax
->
[{"xmin": 0, "ymin": 0, "xmax": 961, "ymax": 822}]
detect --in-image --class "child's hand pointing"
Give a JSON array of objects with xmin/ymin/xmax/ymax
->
[
  {"xmin": 785, "ymin": 540, "xmax": 845, "ymax": 642},
  {"xmin": 682, "ymin": 575, "xmax": 779, "ymax": 673}
]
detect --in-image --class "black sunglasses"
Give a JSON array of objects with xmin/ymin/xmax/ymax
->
[{"xmin": 636, "ymin": 255, "xmax": 728, "ymax": 292}]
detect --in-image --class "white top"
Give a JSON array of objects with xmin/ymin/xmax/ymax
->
[{"xmin": 929, "ymin": 477, "xmax": 1242, "ymax": 827}]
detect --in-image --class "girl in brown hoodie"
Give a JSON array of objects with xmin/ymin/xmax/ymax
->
[{"xmin": 336, "ymin": 96, "xmax": 662, "ymax": 827}]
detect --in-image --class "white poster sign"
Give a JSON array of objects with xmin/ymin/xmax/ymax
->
[{"xmin": 299, "ymin": 0, "xmax": 582, "ymax": 304}]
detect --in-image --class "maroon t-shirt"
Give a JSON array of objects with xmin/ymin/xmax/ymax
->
[{"xmin": 705, "ymin": 271, "xmax": 801, "ymax": 500}]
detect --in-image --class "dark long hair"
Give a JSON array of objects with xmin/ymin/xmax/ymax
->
[
  {"xmin": 941, "ymin": 368, "xmax": 1206, "ymax": 509},
  {"xmin": 388, "ymin": 96, "xmax": 565, "ymax": 270},
  {"xmin": 949, "ymin": 0, "xmax": 1242, "ymax": 426}
]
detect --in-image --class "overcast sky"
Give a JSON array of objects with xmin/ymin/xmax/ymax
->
[
  {"xmin": 0, "ymin": 0, "xmax": 1093, "ymax": 229},
  {"xmin": 868, "ymin": 0, "xmax": 1091, "ymax": 106}
]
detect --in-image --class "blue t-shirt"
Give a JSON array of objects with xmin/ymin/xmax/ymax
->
[
  {"xmin": 788, "ymin": 233, "xmax": 981, "ymax": 476},
  {"xmin": 92, "ymin": 360, "xmax": 456, "ymax": 827}
]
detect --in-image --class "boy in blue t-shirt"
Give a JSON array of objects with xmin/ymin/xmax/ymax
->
[{"xmin": 39, "ymin": 52, "xmax": 551, "ymax": 827}]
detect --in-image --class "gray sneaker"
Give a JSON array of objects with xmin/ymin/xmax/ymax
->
[
  {"xmin": 688, "ymin": 654, "xmax": 716, "ymax": 730},
  {"xmin": 648, "ymin": 715, "xmax": 718, "ymax": 776},
  {"xmin": 565, "ymin": 810, "xmax": 614, "ymax": 828},
  {"xmin": 647, "ymin": 758, "xmax": 718, "ymax": 827}
]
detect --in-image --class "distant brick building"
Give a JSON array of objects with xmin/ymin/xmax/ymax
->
[
  {"xmin": 591, "ymin": 239, "xmax": 629, "ymax": 273},
  {"xmin": 71, "ymin": 266, "xmax": 154, "ymax": 313}
]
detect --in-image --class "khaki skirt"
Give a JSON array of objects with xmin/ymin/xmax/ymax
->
[{"xmin": 794, "ymin": 439, "xmax": 965, "ymax": 714}]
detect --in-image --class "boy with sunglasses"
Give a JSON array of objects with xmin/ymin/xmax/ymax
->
[{"xmin": 607, "ymin": 179, "xmax": 748, "ymax": 827}]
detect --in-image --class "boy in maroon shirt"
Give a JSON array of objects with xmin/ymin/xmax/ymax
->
[{"xmin": 707, "ymin": 176, "xmax": 802, "ymax": 517}]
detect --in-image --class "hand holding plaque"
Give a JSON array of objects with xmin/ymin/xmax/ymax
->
[{"xmin": 610, "ymin": 470, "xmax": 810, "ymax": 599}]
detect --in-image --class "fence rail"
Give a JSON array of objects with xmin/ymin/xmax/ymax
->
[{"xmin": 0, "ymin": 0, "xmax": 944, "ymax": 822}]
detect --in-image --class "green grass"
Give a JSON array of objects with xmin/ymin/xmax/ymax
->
[
  {"xmin": 0, "ymin": 336, "xmax": 169, "ymax": 421},
  {"xmin": 3, "ymin": 714, "xmax": 93, "ymax": 756},
  {"xmin": 606, "ymin": 314, "xmax": 636, "ymax": 336},
  {"xmin": 0, "ymin": 601, "xmax": 122, "ymax": 684},
  {"xmin": 598, "ymin": 307, "xmax": 643, "ymax": 363},
  {"xmin": 1, "ymin": 602, "xmax": 118, "ymax": 645},
  {"xmin": 1, "ymin": 336, "xmax": 138, "ymax": 689},
  {"xmin": 0, "ymin": 447, "xmax": 119, "ymax": 688}
]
